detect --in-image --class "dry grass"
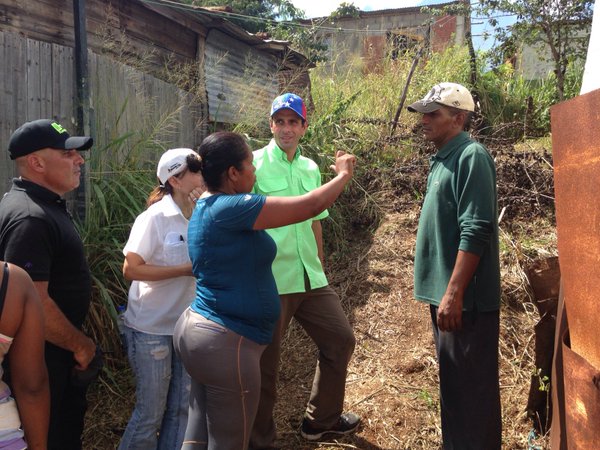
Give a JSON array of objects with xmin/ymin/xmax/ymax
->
[{"xmin": 83, "ymin": 140, "xmax": 555, "ymax": 449}]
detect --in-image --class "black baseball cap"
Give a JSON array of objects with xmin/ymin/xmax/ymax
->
[{"xmin": 8, "ymin": 119, "xmax": 93, "ymax": 160}]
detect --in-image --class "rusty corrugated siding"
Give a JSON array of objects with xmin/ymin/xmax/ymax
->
[
  {"xmin": 550, "ymin": 87, "xmax": 600, "ymax": 449},
  {"xmin": 205, "ymin": 29, "xmax": 279, "ymax": 124}
]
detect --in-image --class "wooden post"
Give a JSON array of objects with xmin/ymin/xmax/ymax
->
[
  {"xmin": 389, "ymin": 27, "xmax": 430, "ymax": 136},
  {"xmin": 73, "ymin": 0, "xmax": 90, "ymax": 222}
]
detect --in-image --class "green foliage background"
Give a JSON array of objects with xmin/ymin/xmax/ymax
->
[{"xmin": 82, "ymin": 41, "xmax": 584, "ymax": 364}]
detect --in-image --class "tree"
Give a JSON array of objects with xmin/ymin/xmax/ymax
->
[
  {"xmin": 180, "ymin": 0, "xmax": 304, "ymax": 33},
  {"xmin": 330, "ymin": 2, "xmax": 360, "ymax": 20},
  {"xmin": 178, "ymin": 0, "xmax": 332, "ymax": 64},
  {"xmin": 476, "ymin": 0, "xmax": 593, "ymax": 100}
]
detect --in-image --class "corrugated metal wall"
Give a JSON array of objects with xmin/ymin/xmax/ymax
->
[
  {"xmin": 205, "ymin": 29, "xmax": 279, "ymax": 125},
  {"xmin": 316, "ymin": 10, "xmax": 465, "ymax": 72}
]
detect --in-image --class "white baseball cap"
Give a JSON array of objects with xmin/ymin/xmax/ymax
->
[
  {"xmin": 157, "ymin": 148, "xmax": 199, "ymax": 184},
  {"xmin": 408, "ymin": 82, "xmax": 475, "ymax": 113}
]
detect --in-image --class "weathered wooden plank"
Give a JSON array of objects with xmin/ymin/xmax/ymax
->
[
  {"xmin": 140, "ymin": 0, "xmax": 208, "ymax": 38},
  {"xmin": 0, "ymin": 29, "xmax": 206, "ymax": 197},
  {"xmin": 11, "ymin": 33, "xmax": 28, "ymax": 131},
  {"xmin": 1, "ymin": 0, "xmax": 77, "ymax": 48},
  {"xmin": 0, "ymin": 31, "xmax": 14, "ymax": 191},
  {"xmin": 115, "ymin": 0, "xmax": 197, "ymax": 60},
  {"xmin": 2, "ymin": 0, "xmax": 200, "ymax": 79},
  {"xmin": 90, "ymin": 53, "xmax": 109, "ymax": 148},
  {"xmin": 205, "ymin": 29, "xmax": 278, "ymax": 124},
  {"xmin": 26, "ymin": 39, "xmax": 42, "ymax": 120},
  {"xmin": 51, "ymin": 44, "xmax": 63, "ymax": 123},
  {"xmin": 54, "ymin": 43, "xmax": 75, "ymax": 127},
  {"xmin": 0, "ymin": 33, "xmax": 26, "ymax": 192},
  {"xmin": 39, "ymin": 41, "xmax": 54, "ymax": 118}
]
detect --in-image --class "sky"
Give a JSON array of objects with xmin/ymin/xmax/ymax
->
[
  {"xmin": 292, "ymin": 0, "xmax": 594, "ymax": 23},
  {"xmin": 290, "ymin": 0, "xmax": 516, "ymax": 51},
  {"xmin": 293, "ymin": 0, "xmax": 422, "ymax": 18}
]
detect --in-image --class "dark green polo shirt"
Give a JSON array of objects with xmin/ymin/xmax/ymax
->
[{"xmin": 414, "ymin": 132, "xmax": 501, "ymax": 311}]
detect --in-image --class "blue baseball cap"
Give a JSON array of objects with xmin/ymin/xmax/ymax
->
[{"xmin": 270, "ymin": 93, "xmax": 307, "ymax": 121}]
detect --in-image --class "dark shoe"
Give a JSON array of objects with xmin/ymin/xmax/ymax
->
[{"xmin": 300, "ymin": 412, "xmax": 361, "ymax": 441}]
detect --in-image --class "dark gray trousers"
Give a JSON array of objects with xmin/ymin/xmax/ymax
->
[
  {"xmin": 430, "ymin": 305, "xmax": 502, "ymax": 450},
  {"xmin": 174, "ymin": 308, "xmax": 266, "ymax": 450}
]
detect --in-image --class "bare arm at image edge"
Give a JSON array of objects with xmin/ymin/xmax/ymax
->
[{"xmin": 6, "ymin": 267, "xmax": 50, "ymax": 450}]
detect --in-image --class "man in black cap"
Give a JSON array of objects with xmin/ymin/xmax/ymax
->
[{"xmin": 0, "ymin": 119, "xmax": 99, "ymax": 450}]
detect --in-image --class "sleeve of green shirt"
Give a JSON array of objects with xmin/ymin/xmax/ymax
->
[
  {"xmin": 312, "ymin": 162, "xmax": 329, "ymax": 221},
  {"xmin": 455, "ymin": 143, "xmax": 497, "ymax": 256}
]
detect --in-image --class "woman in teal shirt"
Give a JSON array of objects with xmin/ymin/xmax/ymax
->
[{"xmin": 174, "ymin": 131, "xmax": 356, "ymax": 449}]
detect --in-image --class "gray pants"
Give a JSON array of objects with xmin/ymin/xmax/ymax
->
[
  {"xmin": 430, "ymin": 305, "xmax": 502, "ymax": 450},
  {"xmin": 250, "ymin": 285, "xmax": 356, "ymax": 448},
  {"xmin": 174, "ymin": 308, "xmax": 266, "ymax": 450}
]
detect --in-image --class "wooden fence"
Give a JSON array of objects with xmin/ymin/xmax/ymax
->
[{"xmin": 0, "ymin": 30, "xmax": 206, "ymax": 198}]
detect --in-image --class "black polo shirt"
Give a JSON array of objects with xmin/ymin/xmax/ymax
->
[{"xmin": 0, "ymin": 178, "xmax": 91, "ymax": 334}]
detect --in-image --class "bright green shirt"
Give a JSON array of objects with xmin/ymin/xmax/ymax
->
[
  {"xmin": 414, "ymin": 132, "xmax": 501, "ymax": 311},
  {"xmin": 253, "ymin": 139, "xmax": 329, "ymax": 294}
]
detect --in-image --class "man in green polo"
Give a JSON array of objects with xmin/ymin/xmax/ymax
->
[
  {"xmin": 408, "ymin": 83, "xmax": 502, "ymax": 449},
  {"xmin": 250, "ymin": 93, "xmax": 360, "ymax": 447}
]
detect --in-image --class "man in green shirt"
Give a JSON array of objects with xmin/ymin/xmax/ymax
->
[
  {"xmin": 408, "ymin": 83, "xmax": 502, "ymax": 449},
  {"xmin": 250, "ymin": 93, "xmax": 360, "ymax": 447}
]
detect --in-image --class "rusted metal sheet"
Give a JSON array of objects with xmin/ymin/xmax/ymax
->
[
  {"xmin": 524, "ymin": 257, "xmax": 560, "ymax": 433},
  {"xmin": 562, "ymin": 339, "xmax": 600, "ymax": 449},
  {"xmin": 550, "ymin": 284, "xmax": 568, "ymax": 450},
  {"xmin": 205, "ymin": 29, "xmax": 278, "ymax": 124},
  {"xmin": 552, "ymin": 89, "xmax": 600, "ymax": 369},
  {"xmin": 551, "ymin": 88, "xmax": 600, "ymax": 448}
]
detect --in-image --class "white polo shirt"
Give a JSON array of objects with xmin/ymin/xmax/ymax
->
[{"xmin": 122, "ymin": 194, "xmax": 195, "ymax": 335}]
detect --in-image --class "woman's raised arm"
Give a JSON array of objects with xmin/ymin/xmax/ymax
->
[{"xmin": 253, "ymin": 151, "xmax": 356, "ymax": 230}]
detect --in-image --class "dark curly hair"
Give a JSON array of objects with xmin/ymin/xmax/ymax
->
[{"xmin": 198, "ymin": 132, "xmax": 249, "ymax": 191}]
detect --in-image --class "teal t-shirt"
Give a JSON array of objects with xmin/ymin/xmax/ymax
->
[
  {"xmin": 414, "ymin": 132, "xmax": 501, "ymax": 312},
  {"xmin": 188, "ymin": 193, "xmax": 280, "ymax": 345}
]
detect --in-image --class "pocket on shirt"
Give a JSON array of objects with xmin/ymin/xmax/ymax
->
[
  {"xmin": 300, "ymin": 177, "xmax": 318, "ymax": 194},
  {"xmin": 164, "ymin": 232, "xmax": 189, "ymax": 265},
  {"xmin": 256, "ymin": 176, "xmax": 288, "ymax": 194}
]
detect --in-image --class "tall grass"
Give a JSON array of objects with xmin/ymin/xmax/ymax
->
[
  {"xmin": 230, "ymin": 44, "xmax": 579, "ymax": 259},
  {"xmin": 79, "ymin": 106, "xmax": 184, "ymax": 363},
  {"xmin": 82, "ymin": 40, "xmax": 581, "ymax": 371},
  {"xmin": 79, "ymin": 37, "xmax": 574, "ymax": 449}
]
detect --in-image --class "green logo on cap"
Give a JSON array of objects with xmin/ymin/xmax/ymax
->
[{"xmin": 51, "ymin": 122, "xmax": 68, "ymax": 134}]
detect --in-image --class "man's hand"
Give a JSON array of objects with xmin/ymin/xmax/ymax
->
[
  {"xmin": 73, "ymin": 335, "xmax": 97, "ymax": 370},
  {"xmin": 437, "ymin": 290, "xmax": 464, "ymax": 332},
  {"xmin": 437, "ymin": 250, "xmax": 481, "ymax": 332}
]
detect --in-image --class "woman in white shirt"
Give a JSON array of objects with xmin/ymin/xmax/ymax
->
[{"xmin": 119, "ymin": 148, "xmax": 204, "ymax": 450}]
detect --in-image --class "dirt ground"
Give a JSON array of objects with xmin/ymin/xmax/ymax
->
[
  {"xmin": 83, "ymin": 140, "xmax": 555, "ymax": 449},
  {"xmin": 259, "ymin": 209, "xmax": 552, "ymax": 450}
]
